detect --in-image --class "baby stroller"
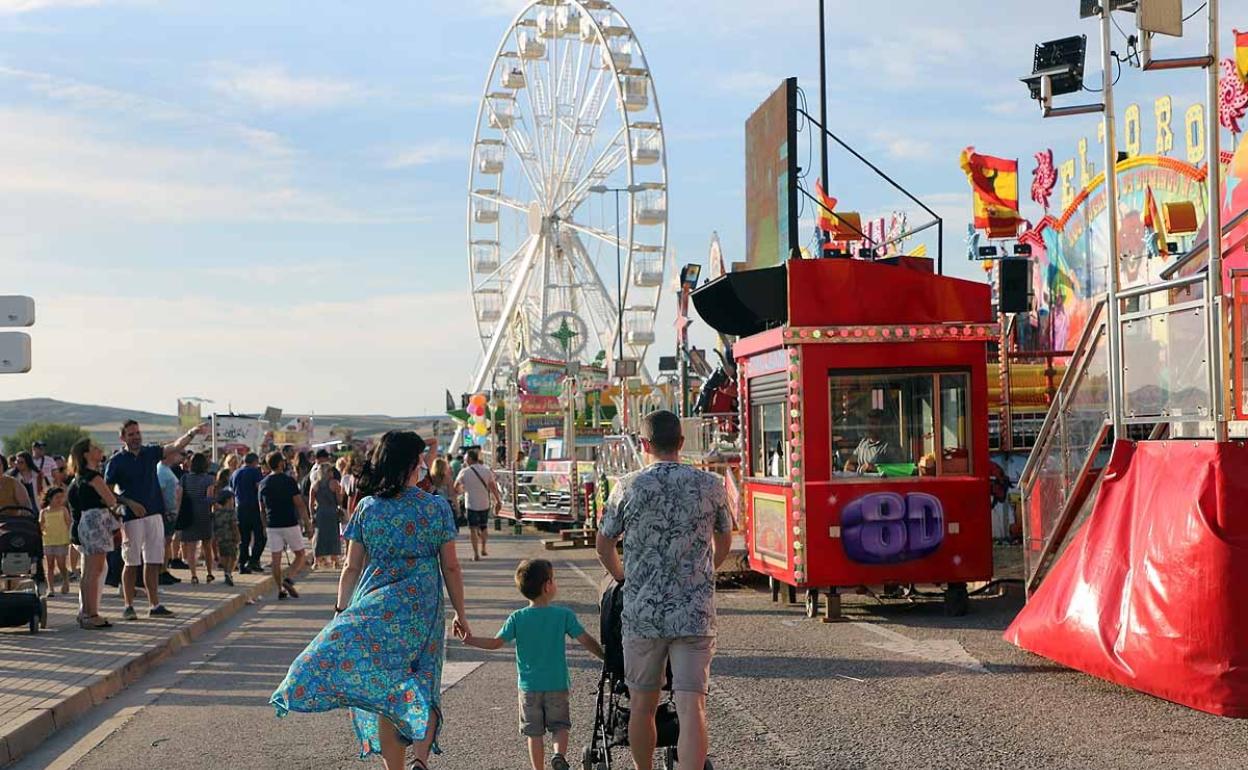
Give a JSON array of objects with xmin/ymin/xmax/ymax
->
[
  {"xmin": 0, "ymin": 505, "xmax": 48, "ymax": 633},
  {"xmin": 581, "ymin": 581, "xmax": 713, "ymax": 770}
]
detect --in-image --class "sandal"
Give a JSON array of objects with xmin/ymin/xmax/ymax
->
[
  {"xmin": 206, "ymin": 573, "xmax": 215, "ymax": 583},
  {"xmin": 409, "ymin": 758, "xmax": 429, "ymax": 770},
  {"xmin": 191, "ymin": 576, "xmax": 199, "ymax": 585},
  {"xmin": 77, "ymin": 614, "xmax": 113, "ymax": 629}
]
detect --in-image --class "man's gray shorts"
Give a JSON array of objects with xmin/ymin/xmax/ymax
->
[
  {"xmin": 623, "ymin": 635, "xmax": 715, "ymax": 694},
  {"xmin": 518, "ymin": 690, "xmax": 571, "ymax": 737}
]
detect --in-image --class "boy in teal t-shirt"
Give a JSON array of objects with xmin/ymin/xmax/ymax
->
[{"xmin": 463, "ymin": 558, "xmax": 603, "ymax": 770}]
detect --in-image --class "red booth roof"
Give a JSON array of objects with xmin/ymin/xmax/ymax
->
[{"xmin": 787, "ymin": 258, "xmax": 992, "ymax": 329}]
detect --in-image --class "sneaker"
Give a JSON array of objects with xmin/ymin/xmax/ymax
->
[
  {"xmin": 158, "ymin": 571, "xmax": 180, "ymax": 586},
  {"xmin": 239, "ymin": 565, "xmax": 252, "ymax": 575},
  {"xmin": 122, "ymin": 606, "xmax": 138, "ymax": 621},
  {"xmin": 224, "ymin": 574, "xmax": 234, "ymax": 587},
  {"xmin": 550, "ymin": 753, "xmax": 570, "ymax": 770},
  {"xmin": 168, "ymin": 558, "xmax": 190, "ymax": 570},
  {"xmin": 282, "ymin": 578, "xmax": 299, "ymax": 598},
  {"xmin": 277, "ymin": 590, "xmax": 289, "ymax": 600},
  {"xmin": 148, "ymin": 605, "xmax": 175, "ymax": 618}
]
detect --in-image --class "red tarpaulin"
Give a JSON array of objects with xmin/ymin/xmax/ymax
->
[{"xmin": 1005, "ymin": 440, "xmax": 1248, "ymax": 717}]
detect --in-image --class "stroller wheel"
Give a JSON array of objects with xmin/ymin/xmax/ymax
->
[
  {"xmin": 39, "ymin": 597, "xmax": 48, "ymax": 629},
  {"xmin": 581, "ymin": 746, "xmax": 593, "ymax": 770},
  {"xmin": 663, "ymin": 747, "xmax": 715, "ymax": 770},
  {"xmin": 28, "ymin": 614, "xmax": 38, "ymax": 634}
]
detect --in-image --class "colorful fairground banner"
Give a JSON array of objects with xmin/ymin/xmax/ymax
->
[{"xmin": 964, "ymin": 77, "xmax": 1248, "ymax": 352}]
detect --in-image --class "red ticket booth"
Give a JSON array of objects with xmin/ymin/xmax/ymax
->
[{"xmin": 694, "ymin": 257, "xmax": 996, "ymax": 616}]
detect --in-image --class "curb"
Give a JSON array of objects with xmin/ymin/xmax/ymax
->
[{"xmin": 0, "ymin": 577, "xmax": 273, "ymax": 767}]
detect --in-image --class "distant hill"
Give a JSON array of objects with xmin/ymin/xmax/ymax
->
[{"xmin": 0, "ymin": 399, "xmax": 456, "ymax": 452}]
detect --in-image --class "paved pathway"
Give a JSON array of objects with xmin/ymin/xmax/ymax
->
[
  {"xmin": 10, "ymin": 532, "xmax": 1248, "ymax": 769},
  {"xmin": 0, "ymin": 564, "xmax": 288, "ymax": 765}
]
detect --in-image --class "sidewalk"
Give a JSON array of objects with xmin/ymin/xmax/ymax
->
[{"xmin": 0, "ymin": 564, "xmax": 292, "ymax": 767}]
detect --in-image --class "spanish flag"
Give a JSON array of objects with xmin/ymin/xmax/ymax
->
[
  {"xmin": 960, "ymin": 147, "xmax": 1020, "ymax": 236},
  {"xmin": 1236, "ymin": 29, "xmax": 1248, "ymax": 83},
  {"xmin": 1143, "ymin": 185, "xmax": 1169, "ymax": 258},
  {"xmin": 814, "ymin": 179, "xmax": 839, "ymax": 232}
]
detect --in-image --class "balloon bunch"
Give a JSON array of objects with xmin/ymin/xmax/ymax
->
[{"xmin": 465, "ymin": 393, "xmax": 492, "ymax": 443}]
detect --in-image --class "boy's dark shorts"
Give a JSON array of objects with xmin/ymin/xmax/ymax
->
[
  {"xmin": 465, "ymin": 508, "xmax": 490, "ymax": 530},
  {"xmin": 518, "ymin": 690, "xmax": 571, "ymax": 737}
]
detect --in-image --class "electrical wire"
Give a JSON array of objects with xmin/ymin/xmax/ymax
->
[
  {"xmin": 1184, "ymin": 2, "xmax": 1208, "ymax": 22},
  {"xmin": 1081, "ymin": 53, "xmax": 1123, "ymax": 93}
]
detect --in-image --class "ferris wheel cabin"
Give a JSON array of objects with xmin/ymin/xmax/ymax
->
[{"xmin": 694, "ymin": 256, "xmax": 996, "ymax": 614}]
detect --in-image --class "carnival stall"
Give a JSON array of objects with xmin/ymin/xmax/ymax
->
[{"xmin": 694, "ymin": 256, "xmax": 996, "ymax": 617}]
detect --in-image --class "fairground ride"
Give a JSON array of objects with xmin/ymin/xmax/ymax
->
[{"xmin": 466, "ymin": 0, "xmax": 668, "ymax": 399}]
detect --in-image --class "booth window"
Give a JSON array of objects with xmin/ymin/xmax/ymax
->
[
  {"xmin": 829, "ymin": 370, "xmax": 972, "ymax": 478},
  {"xmin": 749, "ymin": 373, "xmax": 788, "ymax": 479}
]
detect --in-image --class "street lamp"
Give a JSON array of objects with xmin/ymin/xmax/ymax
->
[
  {"xmin": 588, "ymin": 183, "xmax": 646, "ymax": 430},
  {"xmin": 677, "ymin": 263, "xmax": 701, "ymax": 418}
]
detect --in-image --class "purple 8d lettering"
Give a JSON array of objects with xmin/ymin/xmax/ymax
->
[{"xmin": 841, "ymin": 492, "xmax": 945, "ymax": 565}]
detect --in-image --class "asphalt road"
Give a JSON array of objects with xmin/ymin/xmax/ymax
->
[{"xmin": 18, "ymin": 532, "xmax": 1248, "ymax": 770}]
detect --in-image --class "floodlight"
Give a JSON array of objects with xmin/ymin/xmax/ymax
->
[
  {"xmin": 1013, "ymin": 244, "xmax": 1033, "ymax": 256},
  {"xmin": 1022, "ymin": 35, "xmax": 1087, "ymax": 101},
  {"xmin": 979, "ymin": 246, "xmax": 1000, "ymax": 258},
  {"xmin": 679, "ymin": 263, "xmax": 701, "ymax": 288},
  {"xmin": 658, "ymin": 355, "xmax": 678, "ymax": 373}
]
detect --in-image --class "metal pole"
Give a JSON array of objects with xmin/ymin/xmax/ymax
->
[
  {"xmin": 818, "ymin": 0, "xmax": 829, "ymax": 191},
  {"xmin": 1100, "ymin": 4, "xmax": 1125, "ymax": 439},
  {"xmin": 679, "ymin": 288, "xmax": 690, "ymax": 418},
  {"xmin": 1206, "ymin": 0, "xmax": 1227, "ymax": 442},
  {"xmin": 615, "ymin": 190, "xmax": 626, "ymax": 431}
]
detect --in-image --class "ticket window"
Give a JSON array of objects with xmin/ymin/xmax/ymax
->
[
  {"xmin": 829, "ymin": 370, "xmax": 972, "ymax": 478},
  {"xmin": 748, "ymin": 372, "xmax": 788, "ymax": 479}
]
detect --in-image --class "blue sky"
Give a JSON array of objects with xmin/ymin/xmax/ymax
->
[{"xmin": 0, "ymin": 0, "xmax": 1235, "ymax": 415}]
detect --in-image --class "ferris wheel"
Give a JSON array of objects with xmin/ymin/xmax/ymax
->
[{"xmin": 466, "ymin": 0, "xmax": 668, "ymax": 393}]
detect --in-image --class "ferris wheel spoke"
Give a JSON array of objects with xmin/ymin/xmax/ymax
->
[
  {"xmin": 562, "ymin": 219, "xmax": 627, "ymax": 252},
  {"xmin": 470, "ymin": 189, "xmax": 530, "ymax": 216},
  {"xmin": 562, "ymin": 69, "xmax": 613, "ymax": 180},
  {"xmin": 555, "ymin": 134, "xmax": 628, "ymax": 215},
  {"xmin": 564, "ymin": 232, "xmax": 627, "ymax": 355}
]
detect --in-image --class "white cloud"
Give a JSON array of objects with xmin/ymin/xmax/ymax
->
[
  {"xmin": 0, "ymin": 107, "xmax": 409, "ymax": 224},
  {"xmin": 13, "ymin": 291, "xmax": 480, "ymax": 415},
  {"xmin": 0, "ymin": 66, "xmax": 295, "ymax": 158},
  {"xmin": 386, "ymin": 140, "xmax": 465, "ymax": 169},
  {"xmin": 208, "ymin": 64, "xmax": 368, "ymax": 111},
  {"xmin": 872, "ymin": 130, "xmax": 936, "ymax": 161}
]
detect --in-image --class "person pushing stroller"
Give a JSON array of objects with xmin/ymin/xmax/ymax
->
[
  {"xmin": 462, "ymin": 559, "xmax": 604, "ymax": 770},
  {"xmin": 595, "ymin": 410, "xmax": 734, "ymax": 770}
]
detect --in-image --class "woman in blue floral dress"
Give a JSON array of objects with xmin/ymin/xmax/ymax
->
[{"xmin": 271, "ymin": 431, "xmax": 469, "ymax": 770}]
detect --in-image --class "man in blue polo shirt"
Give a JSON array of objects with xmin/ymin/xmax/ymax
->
[
  {"xmin": 106, "ymin": 419, "xmax": 206, "ymax": 620},
  {"xmin": 231, "ymin": 453, "xmax": 265, "ymax": 574}
]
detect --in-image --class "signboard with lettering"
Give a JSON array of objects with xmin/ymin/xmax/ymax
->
[{"xmin": 213, "ymin": 415, "xmax": 260, "ymax": 455}]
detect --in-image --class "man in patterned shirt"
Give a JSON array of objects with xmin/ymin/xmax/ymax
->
[{"xmin": 596, "ymin": 410, "xmax": 734, "ymax": 770}]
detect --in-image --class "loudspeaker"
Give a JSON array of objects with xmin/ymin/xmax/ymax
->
[{"xmin": 999, "ymin": 258, "xmax": 1031, "ymax": 314}]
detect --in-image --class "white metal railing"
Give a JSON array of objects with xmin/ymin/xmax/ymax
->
[
  {"xmin": 599, "ymin": 434, "xmax": 643, "ymax": 477},
  {"xmin": 1019, "ymin": 297, "xmax": 1110, "ymax": 590}
]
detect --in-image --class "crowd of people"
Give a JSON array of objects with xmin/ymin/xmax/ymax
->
[{"xmin": 0, "ymin": 420, "xmax": 514, "ymax": 632}]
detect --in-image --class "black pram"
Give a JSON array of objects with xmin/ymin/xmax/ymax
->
[
  {"xmin": 581, "ymin": 580, "xmax": 713, "ymax": 770},
  {"xmin": 0, "ymin": 504, "xmax": 48, "ymax": 633}
]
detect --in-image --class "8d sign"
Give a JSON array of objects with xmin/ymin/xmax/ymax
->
[{"xmin": 841, "ymin": 491, "xmax": 944, "ymax": 565}]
